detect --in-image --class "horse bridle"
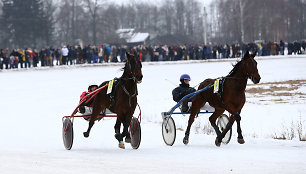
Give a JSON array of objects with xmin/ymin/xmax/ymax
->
[
  {"xmin": 121, "ymin": 56, "xmax": 140, "ymax": 107},
  {"xmin": 125, "ymin": 56, "xmax": 140, "ymax": 82},
  {"xmin": 246, "ymin": 57, "xmax": 258, "ymax": 82}
]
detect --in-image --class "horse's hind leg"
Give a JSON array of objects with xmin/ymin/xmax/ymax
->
[
  {"xmin": 215, "ymin": 114, "xmax": 235, "ymax": 146},
  {"xmin": 83, "ymin": 102, "xmax": 105, "ymax": 138},
  {"xmin": 209, "ymin": 108, "xmax": 225, "ymax": 138},
  {"xmin": 183, "ymin": 98, "xmax": 204, "ymax": 145}
]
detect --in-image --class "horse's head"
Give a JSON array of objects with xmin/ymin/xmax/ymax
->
[
  {"xmin": 242, "ymin": 51, "xmax": 261, "ymax": 84},
  {"xmin": 125, "ymin": 51, "xmax": 143, "ymax": 83}
]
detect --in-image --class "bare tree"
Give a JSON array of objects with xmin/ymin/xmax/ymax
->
[{"xmin": 84, "ymin": 0, "xmax": 101, "ymax": 45}]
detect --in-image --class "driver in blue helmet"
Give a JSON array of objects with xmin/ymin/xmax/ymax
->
[{"xmin": 172, "ymin": 74, "xmax": 196, "ymax": 112}]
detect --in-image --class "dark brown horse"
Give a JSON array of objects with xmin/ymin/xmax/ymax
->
[
  {"xmin": 83, "ymin": 52, "xmax": 143, "ymax": 149},
  {"xmin": 183, "ymin": 51, "xmax": 261, "ymax": 146}
]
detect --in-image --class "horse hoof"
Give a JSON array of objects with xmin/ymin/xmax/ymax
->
[
  {"xmin": 118, "ymin": 141, "xmax": 125, "ymax": 149},
  {"xmin": 183, "ymin": 137, "xmax": 189, "ymax": 145},
  {"xmin": 215, "ymin": 138, "xmax": 221, "ymax": 147},
  {"xmin": 83, "ymin": 132, "xmax": 89, "ymax": 138},
  {"xmin": 238, "ymin": 138, "xmax": 245, "ymax": 144},
  {"xmin": 125, "ymin": 137, "xmax": 131, "ymax": 143}
]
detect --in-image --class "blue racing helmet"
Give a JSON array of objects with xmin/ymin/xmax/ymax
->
[{"xmin": 180, "ymin": 74, "xmax": 191, "ymax": 81}]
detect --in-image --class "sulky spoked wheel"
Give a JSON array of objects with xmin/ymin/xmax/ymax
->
[
  {"xmin": 62, "ymin": 118, "xmax": 74, "ymax": 150},
  {"xmin": 217, "ymin": 114, "xmax": 232, "ymax": 144},
  {"xmin": 162, "ymin": 115, "xmax": 176, "ymax": 146},
  {"xmin": 130, "ymin": 117, "xmax": 141, "ymax": 149}
]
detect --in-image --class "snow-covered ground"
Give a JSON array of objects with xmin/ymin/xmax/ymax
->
[{"xmin": 0, "ymin": 55, "xmax": 306, "ymax": 174}]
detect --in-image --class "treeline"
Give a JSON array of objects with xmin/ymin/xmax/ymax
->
[
  {"xmin": 0, "ymin": 0, "xmax": 305, "ymax": 49},
  {"xmin": 211, "ymin": 0, "xmax": 306, "ymax": 43},
  {"xmin": 0, "ymin": 0, "xmax": 205, "ymax": 48}
]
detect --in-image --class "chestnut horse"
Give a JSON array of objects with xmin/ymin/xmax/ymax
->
[
  {"xmin": 83, "ymin": 52, "xmax": 143, "ymax": 149},
  {"xmin": 183, "ymin": 51, "xmax": 261, "ymax": 146}
]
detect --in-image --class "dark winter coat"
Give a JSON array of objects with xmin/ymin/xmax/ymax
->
[{"xmin": 172, "ymin": 83, "xmax": 196, "ymax": 102}]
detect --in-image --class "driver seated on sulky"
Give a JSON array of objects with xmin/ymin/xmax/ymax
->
[
  {"xmin": 79, "ymin": 84, "xmax": 98, "ymax": 115},
  {"xmin": 172, "ymin": 74, "xmax": 196, "ymax": 112}
]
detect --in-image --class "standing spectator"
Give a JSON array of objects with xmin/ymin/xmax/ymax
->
[
  {"xmin": 2, "ymin": 48, "xmax": 9, "ymax": 69},
  {"xmin": 205, "ymin": 44, "xmax": 211, "ymax": 59},
  {"xmin": 91, "ymin": 46, "xmax": 98, "ymax": 63},
  {"xmin": 195, "ymin": 45, "xmax": 200, "ymax": 60},
  {"xmin": 45, "ymin": 47, "xmax": 52, "ymax": 66},
  {"xmin": 120, "ymin": 45, "xmax": 126, "ymax": 62},
  {"xmin": 24, "ymin": 49, "xmax": 30, "ymax": 68},
  {"xmin": 188, "ymin": 45, "xmax": 194, "ymax": 60},
  {"xmin": 85, "ymin": 45, "xmax": 91, "ymax": 63},
  {"xmin": 50, "ymin": 46, "xmax": 55, "ymax": 66},
  {"xmin": 26, "ymin": 48, "xmax": 36, "ymax": 68},
  {"xmin": 18, "ymin": 49, "xmax": 25, "ymax": 68},
  {"xmin": 0, "ymin": 57, "xmax": 3, "ymax": 70},
  {"xmin": 288, "ymin": 42, "xmax": 293, "ymax": 55},
  {"xmin": 267, "ymin": 41, "xmax": 272, "ymax": 56},
  {"xmin": 302, "ymin": 40, "xmax": 306, "ymax": 53},
  {"xmin": 39, "ymin": 48, "xmax": 46, "ymax": 66},
  {"xmin": 241, "ymin": 42, "xmax": 248, "ymax": 56},
  {"xmin": 33, "ymin": 49, "xmax": 39, "ymax": 67},
  {"xmin": 111, "ymin": 45, "xmax": 118, "ymax": 62},
  {"xmin": 256, "ymin": 43, "xmax": 263, "ymax": 56},
  {"xmin": 68, "ymin": 46, "xmax": 75, "ymax": 65},
  {"xmin": 231, "ymin": 43, "xmax": 237, "ymax": 58},
  {"xmin": 280, "ymin": 40, "xmax": 285, "ymax": 55},
  {"xmin": 217, "ymin": 44, "xmax": 223, "ymax": 59},
  {"xmin": 61, "ymin": 45, "xmax": 69, "ymax": 65},
  {"xmin": 271, "ymin": 42, "xmax": 277, "ymax": 55},
  {"xmin": 98, "ymin": 46, "xmax": 104, "ymax": 63},
  {"xmin": 168, "ymin": 46, "xmax": 174, "ymax": 61},
  {"xmin": 0, "ymin": 49, "xmax": 4, "ymax": 70},
  {"xmin": 212, "ymin": 43, "xmax": 217, "ymax": 59},
  {"xmin": 55, "ymin": 47, "xmax": 61, "ymax": 65},
  {"xmin": 75, "ymin": 46, "xmax": 82, "ymax": 64},
  {"xmin": 294, "ymin": 41, "xmax": 302, "ymax": 54},
  {"xmin": 225, "ymin": 44, "xmax": 230, "ymax": 58},
  {"xmin": 10, "ymin": 49, "xmax": 20, "ymax": 69}
]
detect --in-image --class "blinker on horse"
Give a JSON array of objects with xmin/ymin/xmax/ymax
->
[
  {"xmin": 83, "ymin": 52, "xmax": 143, "ymax": 149},
  {"xmin": 183, "ymin": 51, "xmax": 261, "ymax": 146}
]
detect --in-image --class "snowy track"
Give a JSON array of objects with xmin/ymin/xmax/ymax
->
[{"xmin": 1, "ymin": 55, "xmax": 306, "ymax": 174}]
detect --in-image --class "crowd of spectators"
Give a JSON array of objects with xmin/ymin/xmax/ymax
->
[{"xmin": 0, "ymin": 40, "xmax": 305, "ymax": 70}]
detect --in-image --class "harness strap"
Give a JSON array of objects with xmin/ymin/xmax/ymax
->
[
  {"xmin": 214, "ymin": 77, "xmax": 226, "ymax": 108},
  {"xmin": 122, "ymin": 85, "xmax": 137, "ymax": 107},
  {"xmin": 109, "ymin": 78, "xmax": 120, "ymax": 112}
]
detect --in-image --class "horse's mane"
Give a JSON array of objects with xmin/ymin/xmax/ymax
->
[{"xmin": 227, "ymin": 59, "xmax": 242, "ymax": 77}]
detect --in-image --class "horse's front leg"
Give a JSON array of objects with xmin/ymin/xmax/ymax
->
[
  {"xmin": 122, "ymin": 116, "xmax": 132, "ymax": 143},
  {"xmin": 114, "ymin": 117, "xmax": 125, "ymax": 149},
  {"xmin": 216, "ymin": 112, "xmax": 245, "ymax": 145},
  {"xmin": 234, "ymin": 112, "xmax": 245, "ymax": 144}
]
